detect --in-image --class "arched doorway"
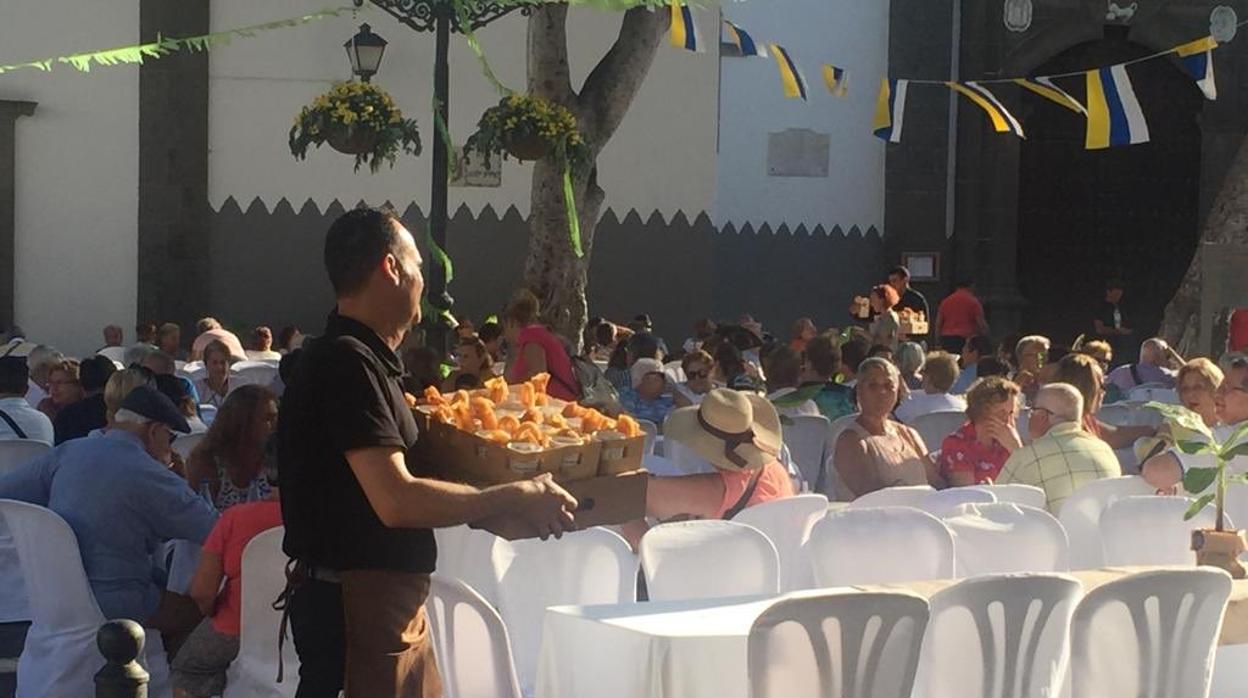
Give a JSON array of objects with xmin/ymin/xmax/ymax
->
[{"xmin": 1016, "ymin": 32, "xmax": 1203, "ymax": 349}]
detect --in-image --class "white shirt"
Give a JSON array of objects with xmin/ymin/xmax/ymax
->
[
  {"xmin": 25, "ymin": 379, "xmax": 46, "ymax": 409},
  {"xmin": 894, "ymin": 391, "xmax": 967, "ymax": 424},
  {"xmin": 0, "ymin": 396, "xmax": 54, "ymax": 444},
  {"xmin": 767, "ymin": 388, "xmax": 821, "ymax": 419},
  {"xmin": 193, "ymin": 376, "xmax": 234, "ymax": 410},
  {"xmin": 1176, "ymin": 423, "xmax": 1248, "ymax": 476},
  {"xmin": 246, "ymin": 350, "xmax": 283, "ymax": 362}
]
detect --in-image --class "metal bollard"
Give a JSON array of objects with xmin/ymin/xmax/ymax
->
[{"xmin": 95, "ymin": 619, "xmax": 148, "ymax": 698}]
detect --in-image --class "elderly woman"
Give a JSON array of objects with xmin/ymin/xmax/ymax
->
[
  {"xmin": 897, "ymin": 342, "xmax": 926, "ymax": 391},
  {"xmin": 832, "ymin": 357, "xmax": 944, "ymax": 500},
  {"xmin": 443, "ymin": 336, "xmax": 495, "ymax": 391},
  {"xmin": 185, "ymin": 385, "xmax": 278, "ymax": 511},
  {"xmin": 937, "ymin": 377, "xmax": 1022, "ymax": 485},
  {"xmin": 868, "ymin": 284, "xmax": 902, "ymax": 350},
  {"xmin": 1013, "ymin": 335, "xmax": 1050, "ymax": 402},
  {"xmin": 1079, "ymin": 339, "xmax": 1114, "ymax": 373},
  {"xmin": 1175, "ymin": 358, "xmax": 1223, "ymax": 427},
  {"xmin": 674, "ymin": 349, "xmax": 716, "ymax": 407},
  {"xmin": 38, "ymin": 359, "xmax": 84, "ymax": 421},
  {"xmin": 193, "ymin": 340, "xmax": 235, "ymax": 410},
  {"xmin": 1053, "ymin": 353, "xmax": 1155, "ymax": 449}
]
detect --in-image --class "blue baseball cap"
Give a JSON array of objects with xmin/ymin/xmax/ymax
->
[{"xmin": 119, "ymin": 385, "xmax": 192, "ymax": 434}]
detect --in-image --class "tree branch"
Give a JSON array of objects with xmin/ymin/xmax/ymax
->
[
  {"xmin": 576, "ymin": 6, "xmax": 669, "ymax": 147},
  {"xmin": 527, "ymin": 5, "xmax": 575, "ymax": 103}
]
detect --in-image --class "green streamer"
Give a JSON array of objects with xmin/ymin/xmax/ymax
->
[
  {"xmin": 562, "ymin": 160, "xmax": 584, "ymax": 258},
  {"xmin": 451, "ymin": 0, "xmax": 514, "ymax": 96},
  {"xmin": 0, "ymin": 6, "xmax": 353, "ymax": 76},
  {"xmin": 422, "ymin": 221, "xmax": 456, "ymax": 287}
]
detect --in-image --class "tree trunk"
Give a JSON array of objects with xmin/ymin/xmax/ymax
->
[
  {"xmin": 1160, "ymin": 135, "xmax": 1248, "ymax": 353},
  {"xmin": 521, "ymin": 6, "xmax": 668, "ymax": 349}
]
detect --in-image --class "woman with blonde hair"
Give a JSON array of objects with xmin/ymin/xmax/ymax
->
[
  {"xmin": 1175, "ymin": 358, "xmax": 1223, "ymax": 427},
  {"xmin": 1053, "ymin": 353, "xmax": 1154, "ymax": 449},
  {"xmin": 103, "ymin": 367, "xmax": 157, "ymax": 424}
]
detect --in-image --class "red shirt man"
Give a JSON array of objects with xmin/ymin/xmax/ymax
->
[{"xmin": 936, "ymin": 283, "xmax": 989, "ymax": 354}]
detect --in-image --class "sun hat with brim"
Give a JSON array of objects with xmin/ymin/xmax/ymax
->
[{"xmin": 664, "ymin": 388, "xmax": 782, "ymax": 472}]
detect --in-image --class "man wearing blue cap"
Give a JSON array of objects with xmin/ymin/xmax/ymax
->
[{"xmin": 0, "ymin": 385, "xmax": 218, "ymax": 641}]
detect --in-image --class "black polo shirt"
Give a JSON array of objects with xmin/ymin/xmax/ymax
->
[
  {"xmin": 277, "ymin": 311, "xmax": 436, "ymax": 573},
  {"xmin": 898, "ymin": 287, "xmax": 929, "ymax": 319}
]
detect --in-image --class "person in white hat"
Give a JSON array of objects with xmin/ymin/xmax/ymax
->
[
  {"xmin": 619, "ymin": 388, "xmax": 795, "ymax": 548},
  {"xmin": 620, "ymin": 357, "xmax": 676, "ymax": 426}
]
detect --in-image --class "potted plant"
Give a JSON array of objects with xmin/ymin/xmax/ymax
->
[
  {"xmin": 289, "ymin": 81, "xmax": 422, "ymax": 173},
  {"xmin": 1152, "ymin": 402, "xmax": 1248, "ymax": 578},
  {"xmin": 464, "ymin": 94, "xmax": 588, "ymax": 165}
]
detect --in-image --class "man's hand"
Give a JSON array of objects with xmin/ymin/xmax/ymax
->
[{"xmin": 497, "ymin": 473, "xmax": 578, "ymax": 541}]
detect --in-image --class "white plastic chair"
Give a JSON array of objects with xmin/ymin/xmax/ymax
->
[
  {"xmin": 846, "ymin": 485, "xmax": 935, "ymax": 510},
  {"xmin": 805, "ymin": 507, "xmax": 955, "ymax": 586},
  {"xmin": 915, "ymin": 573, "xmax": 1083, "ymax": 698},
  {"xmin": 1096, "ymin": 403, "xmax": 1139, "ymax": 427},
  {"xmin": 492, "ymin": 527, "xmax": 636, "ymax": 696},
  {"xmin": 1100, "ymin": 496, "xmax": 1222, "ymax": 566},
  {"xmin": 748, "ymin": 591, "xmax": 930, "ymax": 698},
  {"xmin": 1071, "ymin": 568, "xmax": 1231, "ymax": 698},
  {"xmin": 1128, "ymin": 386, "xmax": 1179, "ymax": 405},
  {"xmin": 919, "ymin": 487, "xmax": 997, "ymax": 519},
  {"xmin": 969, "ymin": 483, "xmax": 1048, "ymax": 510},
  {"xmin": 1057, "ymin": 476, "xmax": 1155, "ymax": 569},
  {"xmin": 783, "ymin": 415, "xmax": 832, "ymax": 493},
  {"xmin": 639, "ymin": 520, "xmax": 779, "ymax": 601},
  {"xmin": 198, "ymin": 404, "xmax": 218, "ymax": 427},
  {"xmin": 427, "ymin": 575, "xmax": 522, "ymax": 698},
  {"xmin": 0, "ymin": 500, "xmax": 171, "ymax": 698},
  {"xmin": 637, "ymin": 418, "xmax": 659, "ymax": 457},
  {"xmin": 223, "ymin": 527, "xmax": 297, "ymax": 698},
  {"xmin": 433, "ymin": 525, "xmax": 501, "ymax": 607},
  {"xmin": 171, "ymin": 432, "xmax": 206, "ymax": 463},
  {"xmin": 732, "ymin": 494, "xmax": 828, "ymax": 591},
  {"xmin": 97, "ymin": 346, "xmax": 128, "ymax": 364},
  {"xmin": 943, "ymin": 503, "xmax": 1070, "ymax": 576},
  {"xmin": 663, "ymin": 360, "xmax": 686, "ymax": 385},
  {"xmin": 231, "ymin": 362, "xmax": 278, "ymax": 388},
  {"xmin": 0, "ymin": 439, "xmax": 51, "ymax": 476},
  {"xmin": 906, "ymin": 411, "xmax": 966, "ymax": 454},
  {"xmin": 660, "ymin": 433, "xmax": 716, "ymax": 475}
]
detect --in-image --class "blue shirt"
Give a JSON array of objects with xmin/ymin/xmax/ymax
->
[
  {"xmin": 619, "ymin": 388, "xmax": 676, "ymax": 427},
  {"xmin": 951, "ymin": 363, "xmax": 979, "ymax": 395},
  {"xmin": 0, "ymin": 429, "xmax": 218, "ymax": 621}
]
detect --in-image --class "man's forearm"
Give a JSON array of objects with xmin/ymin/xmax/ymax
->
[{"xmin": 386, "ymin": 477, "xmax": 520, "ymax": 529}]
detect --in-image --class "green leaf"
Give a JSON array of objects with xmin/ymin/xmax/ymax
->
[
  {"xmin": 1183, "ymin": 466, "xmax": 1220, "ymax": 495},
  {"xmin": 1185, "ymin": 493, "xmax": 1217, "ymax": 521},
  {"xmin": 1178, "ymin": 439, "xmax": 1214, "ymax": 456},
  {"xmin": 1146, "ymin": 401, "xmax": 1215, "ymax": 441},
  {"xmin": 1219, "ymin": 441, "xmax": 1248, "ymax": 461}
]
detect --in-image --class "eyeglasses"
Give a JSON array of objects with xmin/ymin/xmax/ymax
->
[
  {"xmin": 686, "ymin": 370, "xmax": 709, "ymax": 380},
  {"xmin": 1031, "ymin": 407, "xmax": 1055, "ymax": 419}
]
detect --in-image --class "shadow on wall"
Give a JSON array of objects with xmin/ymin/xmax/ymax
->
[{"xmin": 209, "ymin": 197, "xmax": 887, "ymax": 346}]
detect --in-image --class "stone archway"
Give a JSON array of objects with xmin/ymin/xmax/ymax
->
[{"xmin": 1014, "ymin": 32, "xmax": 1204, "ymax": 346}]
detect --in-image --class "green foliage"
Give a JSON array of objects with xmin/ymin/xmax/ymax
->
[
  {"xmin": 1186, "ymin": 493, "xmax": 1217, "ymax": 521},
  {"xmin": 771, "ymin": 383, "xmax": 825, "ymax": 408},
  {"xmin": 1183, "ymin": 467, "xmax": 1220, "ymax": 495},
  {"xmin": 464, "ymin": 94, "xmax": 589, "ymax": 166},
  {"xmin": 289, "ymin": 81, "xmax": 422, "ymax": 173}
]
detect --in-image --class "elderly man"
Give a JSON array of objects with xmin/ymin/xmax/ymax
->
[
  {"xmin": 997, "ymin": 383, "xmax": 1121, "ymax": 512},
  {"xmin": 1142, "ymin": 356, "xmax": 1248, "ymax": 491},
  {"xmin": 0, "ymin": 386, "xmax": 217, "ymax": 637},
  {"xmin": 101, "ymin": 325, "xmax": 124, "ymax": 350},
  {"xmin": 894, "ymin": 351, "xmax": 966, "ymax": 424},
  {"xmin": 1105, "ymin": 338, "xmax": 1179, "ymax": 394},
  {"xmin": 0, "ymin": 357, "xmax": 53, "ymax": 444}
]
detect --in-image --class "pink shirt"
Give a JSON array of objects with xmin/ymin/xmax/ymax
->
[
  {"xmin": 507, "ymin": 325, "xmax": 578, "ymax": 401},
  {"xmin": 201, "ymin": 499, "xmax": 283, "ymax": 636},
  {"xmin": 715, "ymin": 461, "xmax": 795, "ymax": 519}
]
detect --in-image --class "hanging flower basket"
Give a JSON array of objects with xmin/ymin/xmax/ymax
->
[
  {"xmin": 289, "ymin": 81, "xmax": 422, "ymax": 173},
  {"xmin": 465, "ymin": 94, "xmax": 588, "ymax": 166}
]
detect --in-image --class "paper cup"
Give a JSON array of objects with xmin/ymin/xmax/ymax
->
[
  {"xmin": 595, "ymin": 430, "xmax": 627, "ymax": 461},
  {"xmin": 507, "ymin": 442, "xmax": 542, "ymax": 474}
]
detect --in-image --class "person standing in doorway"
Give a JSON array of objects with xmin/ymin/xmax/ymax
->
[
  {"xmin": 277, "ymin": 206, "xmax": 577, "ymax": 698},
  {"xmin": 1092, "ymin": 278, "xmax": 1133, "ymax": 367}
]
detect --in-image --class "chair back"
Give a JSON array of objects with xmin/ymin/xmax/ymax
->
[
  {"xmin": 732, "ymin": 494, "xmax": 828, "ymax": 591},
  {"xmin": 968, "ymin": 483, "xmax": 1048, "ymax": 510},
  {"xmin": 640, "ymin": 520, "xmax": 779, "ymax": 602},
  {"xmin": 433, "ymin": 525, "xmax": 501, "ymax": 606},
  {"xmin": 1096, "ymin": 404, "xmax": 1139, "ymax": 427},
  {"xmin": 0, "ymin": 500, "xmax": 105, "ymax": 697},
  {"xmin": 223, "ymin": 526, "xmax": 297, "ymax": 698},
  {"xmin": 944, "ymin": 503, "xmax": 1069, "ymax": 576},
  {"xmin": 1128, "ymin": 386, "xmax": 1179, "ymax": 405},
  {"xmin": 636, "ymin": 418, "xmax": 659, "ymax": 457},
  {"xmin": 916, "ymin": 573, "xmax": 1083, "ymax": 698},
  {"xmin": 748, "ymin": 591, "xmax": 929, "ymax": 698},
  {"xmin": 1071, "ymin": 569, "xmax": 1232, "ymax": 698},
  {"xmin": 427, "ymin": 575, "xmax": 522, "ymax": 698},
  {"xmin": 492, "ymin": 527, "xmax": 636, "ymax": 696},
  {"xmin": 660, "ymin": 432, "xmax": 716, "ymax": 475},
  {"xmin": 806, "ymin": 507, "xmax": 955, "ymax": 586},
  {"xmin": 663, "ymin": 360, "xmax": 686, "ymax": 384},
  {"xmin": 920, "ymin": 487, "xmax": 997, "ymax": 519},
  {"xmin": 97, "ymin": 346, "xmax": 128, "ymax": 364},
  {"xmin": 847, "ymin": 485, "xmax": 934, "ymax": 510},
  {"xmin": 199, "ymin": 404, "xmax": 218, "ymax": 427},
  {"xmin": 171, "ymin": 432, "xmax": 206, "ymax": 463},
  {"xmin": 1057, "ymin": 475, "xmax": 1155, "ymax": 569},
  {"xmin": 0, "ymin": 439, "xmax": 51, "ymax": 477},
  {"xmin": 231, "ymin": 362, "xmax": 278, "ymax": 388},
  {"xmin": 1100, "ymin": 496, "xmax": 1221, "ymax": 566},
  {"xmin": 907, "ymin": 411, "xmax": 967, "ymax": 453},
  {"xmin": 783, "ymin": 415, "xmax": 832, "ymax": 493}
]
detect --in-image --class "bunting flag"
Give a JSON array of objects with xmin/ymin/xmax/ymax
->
[
  {"xmin": 822, "ymin": 64, "xmax": 849, "ymax": 97},
  {"xmin": 770, "ymin": 44, "xmax": 808, "ymax": 100},
  {"xmin": 1086, "ymin": 65, "xmax": 1150, "ymax": 149},
  {"xmin": 947, "ymin": 81, "xmax": 1024, "ymax": 137},
  {"xmin": 1013, "ymin": 77, "xmax": 1087, "ymax": 114},
  {"xmin": 669, "ymin": 3, "xmax": 699, "ymax": 52},
  {"xmin": 872, "ymin": 78, "xmax": 908, "ymax": 143},
  {"xmin": 722, "ymin": 20, "xmax": 766, "ymax": 57},
  {"xmin": 1175, "ymin": 36, "xmax": 1218, "ymax": 100}
]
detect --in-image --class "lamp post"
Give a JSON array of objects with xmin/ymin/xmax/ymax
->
[
  {"xmin": 353, "ymin": 0, "xmax": 527, "ymax": 353},
  {"xmin": 344, "ymin": 24, "xmax": 387, "ymax": 82}
]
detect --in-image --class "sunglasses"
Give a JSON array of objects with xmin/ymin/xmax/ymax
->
[{"xmin": 686, "ymin": 369, "xmax": 710, "ymax": 380}]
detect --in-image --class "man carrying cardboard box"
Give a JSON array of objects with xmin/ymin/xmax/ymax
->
[{"xmin": 277, "ymin": 206, "xmax": 578, "ymax": 698}]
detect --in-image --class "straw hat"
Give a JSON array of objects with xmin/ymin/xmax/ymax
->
[{"xmin": 664, "ymin": 388, "xmax": 782, "ymax": 472}]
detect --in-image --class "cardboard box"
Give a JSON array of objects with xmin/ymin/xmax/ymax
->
[{"xmin": 900, "ymin": 319, "xmax": 929, "ymax": 336}]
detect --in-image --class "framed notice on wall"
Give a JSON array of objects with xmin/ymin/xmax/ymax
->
[{"xmin": 901, "ymin": 252, "xmax": 939, "ymax": 281}]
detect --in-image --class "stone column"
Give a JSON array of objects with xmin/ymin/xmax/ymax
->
[{"xmin": 0, "ymin": 101, "xmax": 37, "ymax": 330}]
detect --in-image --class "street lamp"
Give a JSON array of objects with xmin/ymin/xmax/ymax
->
[{"xmin": 344, "ymin": 24, "xmax": 388, "ymax": 82}]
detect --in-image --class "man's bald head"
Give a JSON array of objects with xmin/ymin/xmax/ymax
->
[
  {"xmin": 1140, "ymin": 338, "xmax": 1169, "ymax": 367},
  {"xmin": 1036, "ymin": 383, "xmax": 1083, "ymax": 423}
]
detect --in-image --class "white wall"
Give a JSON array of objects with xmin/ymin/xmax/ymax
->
[
  {"xmin": 209, "ymin": 3, "xmax": 718, "ymax": 217},
  {"xmin": 715, "ymin": 0, "xmax": 888, "ymax": 230},
  {"xmin": 0, "ymin": 0, "xmax": 139, "ymax": 357}
]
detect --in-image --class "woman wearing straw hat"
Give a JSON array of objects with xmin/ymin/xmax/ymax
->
[{"xmin": 620, "ymin": 388, "xmax": 795, "ymax": 548}]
